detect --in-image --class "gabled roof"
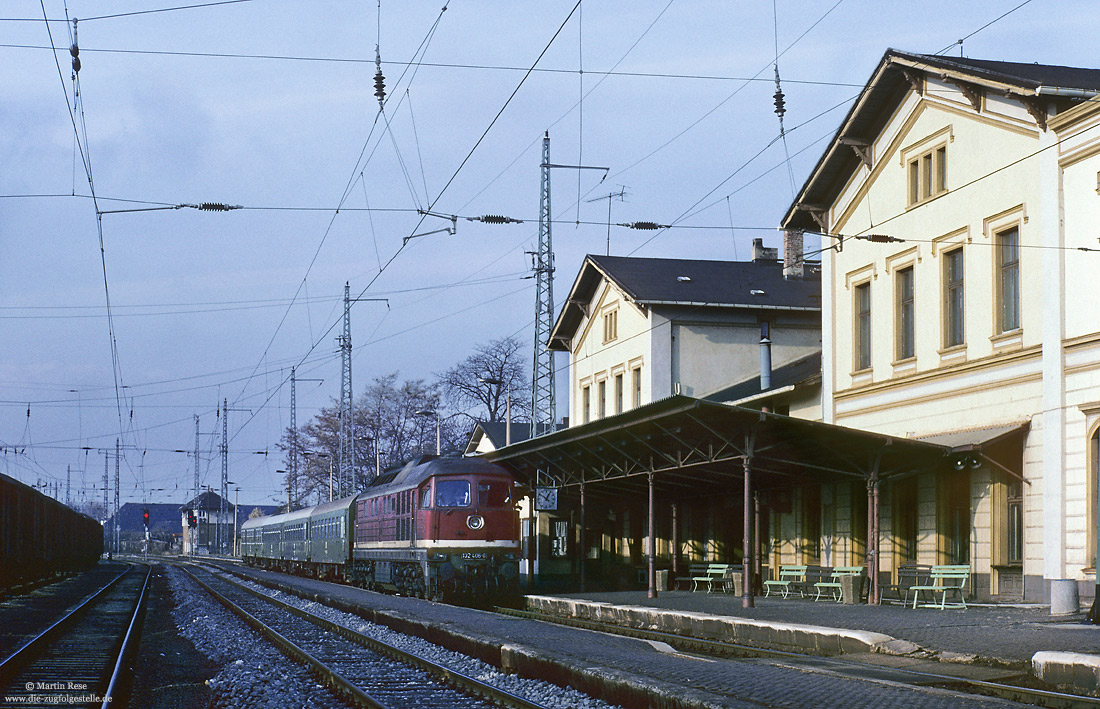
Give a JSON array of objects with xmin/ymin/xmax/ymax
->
[
  {"xmin": 703, "ymin": 350, "xmax": 822, "ymax": 405},
  {"xmin": 782, "ymin": 49, "xmax": 1100, "ymax": 232},
  {"xmin": 464, "ymin": 420, "xmax": 566, "ymax": 454},
  {"xmin": 180, "ymin": 490, "xmax": 234, "ymax": 513},
  {"xmin": 550, "ymin": 254, "xmax": 820, "ymax": 350}
]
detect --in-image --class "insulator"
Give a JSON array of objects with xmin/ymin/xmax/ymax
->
[
  {"xmin": 475, "ymin": 214, "xmax": 521, "ymax": 224},
  {"xmin": 70, "ymin": 43, "xmax": 79, "ymax": 58},
  {"xmin": 773, "ymin": 88, "xmax": 786, "ymax": 118},
  {"xmin": 199, "ymin": 202, "xmax": 231, "ymax": 211},
  {"xmin": 625, "ymin": 221, "xmax": 666, "ymax": 230},
  {"xmin": 374, "ymin": 69, "xmax": 386, "ymax": 104},
  {"xmin": 71, "ymin": 56, "xmax": 81, "ymax": 73},
  {"xmin": 864, "ymin": 234, "xmax": 903, "ymax": 243}
]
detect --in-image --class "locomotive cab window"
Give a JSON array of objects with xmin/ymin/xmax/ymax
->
[
  {"xmin": 477, "ymin": 481, "xmax": 510, "ymax": 508},
  {"xmin": 436, "ymin": 480, "xmax": 471, "ymax": 507},
  {"xmin": 419, "ymin": 485, "xmax": 431, "ymax": 508}
]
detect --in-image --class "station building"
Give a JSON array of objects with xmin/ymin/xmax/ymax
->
[{"xmin": 484, "ymin": 49, "xmax": 1100, "ymax": 608}]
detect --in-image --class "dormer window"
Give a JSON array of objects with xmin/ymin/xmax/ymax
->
[{"xmin": 908, "ymin": 144, "xmax": 947, "ymax": 206}]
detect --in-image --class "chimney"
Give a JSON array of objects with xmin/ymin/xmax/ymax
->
[
  {"xmin": 783, "ymin": 228, "xmax": 804, "ymax": 279},
  {"xmin": 759, "ymin": 336, "xmax": 772, "ymax": 391},
  {"xmin": 752, "ymin": 237, "xmax": 778, "ymax": 262}
]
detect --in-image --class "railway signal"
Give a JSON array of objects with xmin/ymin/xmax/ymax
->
[{"xmin": 143, "ymin": 508, "xmax": 150, "ymax": 528}]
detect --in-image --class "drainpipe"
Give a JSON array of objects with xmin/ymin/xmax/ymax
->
[{"xmin": 760, "ymin": 337, "xmax": 772, "ymax": 392}]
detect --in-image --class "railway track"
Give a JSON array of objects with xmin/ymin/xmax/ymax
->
[
  {"xmin": 0, "ymin": 563, "xmax": 151, "ymax": 709},
  {"xmin": 493, "ymin": 606, "xmax": 1100, "ymax": 709},
  {"xmin": 179, "ymin": 564, "xmax": 552, "ymax": 709},
  {"xmin": 0, "ymin": 563, "xmax": 130, "ymax": 663}
]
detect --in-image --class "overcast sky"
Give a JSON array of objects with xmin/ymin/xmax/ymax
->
[{"xmin": 3, "ymin": 0, "xmax": 1097, "ymax": 511}]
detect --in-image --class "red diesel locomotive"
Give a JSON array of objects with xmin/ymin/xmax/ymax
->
[
  {"xmin": 350, "ymin": 455, "xmax": 520, "ymax": 599},
  {"xmin": 242, "ymin": 455, "xmax": 520, "ymax": 601}
]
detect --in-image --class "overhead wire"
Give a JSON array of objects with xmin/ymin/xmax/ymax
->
[
  {"xmin": 610, "ymin": 0, "xmax": 848, "ymax": 183},
  {"xmin": 228, "ymin": 0, "xmax": 584, "ymax": 445},
  {"xmin": 933, "ymin": 0, "xmax": 1035, "ymax": 56},
  {"xmin": 229, "ymin": 1, "xmax": 450, "ymax": 417},
  {"xmin": 0, "ymin": 41, "xmax": 866, "ymax": 88},
  {"xmin": 39, "ymin": 0, "xmax": 132, "ymax": 466}
]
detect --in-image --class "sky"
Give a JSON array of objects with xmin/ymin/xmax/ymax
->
[{"xmin": 3, "ymin": 0, "xmax": 1098, "ymax": 513}]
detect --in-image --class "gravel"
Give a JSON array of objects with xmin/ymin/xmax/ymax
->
[
  {"xmin": 165, "ymin": 566, "xmax": 345, "ymax": 709},
  {"xmin": 168, "ymin": 562, "xmax": 624, "ymax": 707}
]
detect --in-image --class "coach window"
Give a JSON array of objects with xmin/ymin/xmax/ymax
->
[
  {"xmin": 436, "ymin": 480, "xmax": 471, "ymax": 507},
  {"xmin": 420, "ymin": 485, "xmax": 432, "ymax": 508}
]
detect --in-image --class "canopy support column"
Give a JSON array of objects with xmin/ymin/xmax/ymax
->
[
  {"xmin": 671, "ymin": 502, "xmax": 680, "ymax": 576},
  {"xmin": 867, "ymin": 455, "xmax": 882, "ymax": 604},
  {"xmin": 648, "ymin": 471, "xmax": 657, "ymax": 599},
  {"xmin": 743, "ymin": 452, "xmax": 755, "ymax": 608},
  {"xmin": 579, "ymin": 483, "xmax": 586, "ymax": 593},
  {"xmin": 754, "ymin": 490, "xmax": 763, "ymax": 595}
]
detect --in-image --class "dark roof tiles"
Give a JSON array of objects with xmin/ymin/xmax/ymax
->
[{"xmin": 587, "ymin": 254, "xmax": 820, "ymax": 309}]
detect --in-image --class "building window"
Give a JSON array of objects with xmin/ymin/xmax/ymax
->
[
  {"xmin": 1006, "ymin": 480, "xmax": 1023, "ymax": 564},
  {"xmin": 854, "ymin": 282, "xmax": 871, "ymax": 371},
  {"xmin": 614, "ymin": 373, "xmax": 623, "ymax": 415},
  {"xmin": 582, "ymin": 385, "xmax": 591, "ymax": 424},
  {"xmin": 598, "ymin": 380, "xmax": 607, "ymax": 419},
  {"xmin": 997, "ymin": 227, "xmax": 1020, "ymax": 333},
  {"xmin": 602, "ymin": 309, "xmax": 618, "ymax": 343},
  {"xmin": 908, "ymin": 144, "xmax": 947, "ymax": 206},
  {"xmin": 631, "ymin": 367, "xmax": 642, "ymax": 409},
  {"xmin": 944, "ymin": 248, "xmax": 965, "ymax": 347},
  {"xmin": 1088, "ymin": 427, "xmax": 1099, "ymax": 571},
  {"xmin": 895, "ymin": 266, "xmax": 915, "ymax": 360}
]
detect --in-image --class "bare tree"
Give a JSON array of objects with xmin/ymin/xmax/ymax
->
[
  {"xmin": 437, "ymin": 336, "xmax": 530, "ymax": 424},
  {"xmin": 280, "ymin": 373, "xmax": 452, "ymax": 505}
]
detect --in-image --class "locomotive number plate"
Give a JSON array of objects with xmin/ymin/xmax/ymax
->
[{"xmin": 461, "ymin": 552, "xmax": 487, "ymax": 560}]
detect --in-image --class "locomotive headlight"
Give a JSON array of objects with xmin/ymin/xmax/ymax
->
[{"xmin": 466, "ymin": 514, "xmax": 485, "ymax": 530}]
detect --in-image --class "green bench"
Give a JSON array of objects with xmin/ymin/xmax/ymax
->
[
  {"xmin": 813, "ymin": 566, "xmax": 864, "ymax": 602},
  {"xmin": 907, "ymin": 564, "xmax": 970, "ymax": 609},
  {"xmin": 878, "ymin": 564, "xmax": 931, "ymax": 605},
  {"xmin": 691, "ymin": 563, "xmax": 741, "ymax": 592},
  {"xmin": 764, "ymin": 565, "xmax": 807, "ymax": 598}
]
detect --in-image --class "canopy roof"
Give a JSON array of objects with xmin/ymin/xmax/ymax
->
[{"xmin": 483, "ymin": 395, "xmax": 954, "ymax": 500}]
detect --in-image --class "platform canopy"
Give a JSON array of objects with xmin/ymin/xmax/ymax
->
[{"xmin": 483, "ymin": 395, "xmax": 954, "ymax": 499}]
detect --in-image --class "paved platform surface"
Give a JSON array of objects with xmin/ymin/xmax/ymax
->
[
  {"xmin": 552, "ymin": 589, "xmax": 1100, "ymax": 666},
  {"xmin": 223, "ymin": 564, "xmax": 1080, "ymax": 707}
]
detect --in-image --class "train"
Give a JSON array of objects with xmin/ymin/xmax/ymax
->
[
  {"xmin": 241, "ymin": 455, "xmax": 521, "ymax": 601},
  {"xmin": 0, "ymin": 472, "xmax": 104, "ymax": 593}
]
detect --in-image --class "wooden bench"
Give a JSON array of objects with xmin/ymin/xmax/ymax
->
[
  {"xmin": 692, "ymin": 563, "xmax": 741, "ymax": 592},
  {"xmin": 907, "ymin": 564, "xmax": 970, "ymax": 609},
  {"xmin": 763, "ymin": 565, "xmax": 807, "ymax": 598},
  {"xmin": 813, "ymin": 566, "xmax": 864, "ymax": 602},
  {"xmin": 878, "ymin": 564, "xmax": 931, "ymax": 605}
]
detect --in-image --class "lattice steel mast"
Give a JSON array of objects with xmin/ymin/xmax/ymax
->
[
  {"xmin": 338, "ymin": 283, "xmax": 353, "ymax": 498},
  {"xmin": 531, "ymin": 133, "xmax": 608, "ymax": 438},
  {"xmin": 531, "ymin": 133, "xmax": 556, "ymax": 438}
]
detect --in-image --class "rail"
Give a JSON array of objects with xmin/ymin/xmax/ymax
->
[
  {"xmin": 0, "ymin": 564, "xmax": 133, "ymax": 682},
  {"xmin": 179, "ymin": 564, "xmax": 548, "ymax": 709},
  {"xmin": 0, "ymin": 564, "xmax": 151, "ymax": 707}
]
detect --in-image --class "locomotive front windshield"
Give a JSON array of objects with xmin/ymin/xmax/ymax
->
[
  {"xmin": 477, "ymin": 481, "xmax": 510, "ymax": 507},
  {"xmin": 435, "ymin": 480, "xmax": 470, "ymax": 507}
]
